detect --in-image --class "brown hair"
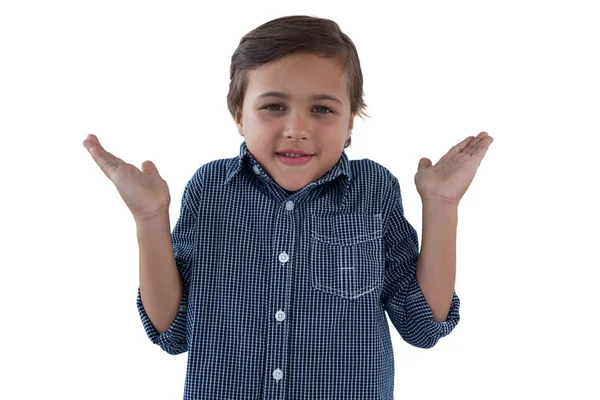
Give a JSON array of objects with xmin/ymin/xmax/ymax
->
[{"xmin": 226, "ymin": 15, "xmax": 369, "ymax": 148}]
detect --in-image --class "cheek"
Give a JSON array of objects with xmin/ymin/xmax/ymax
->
[
  {"xmin": 322, "ymin": 124, "xmax": 348, "ymax": 140},
  {"xmin": 321, "ymin": 120, "xmax": 348, "ymax": 138},
  {"xmin": 255, "ymin": 112, "xmax": 282, "ymax": 126},
  {"xmin": 251, "ymin": 115, "xmax": 282, "ymax": 136}
]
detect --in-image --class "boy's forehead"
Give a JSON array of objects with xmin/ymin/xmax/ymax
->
[{"xmin": 245, "ymin": 54, "xmax": 349, "ymax": 101}]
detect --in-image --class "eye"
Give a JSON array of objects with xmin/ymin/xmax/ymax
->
[
  {"xmin": 263, "ymin": 104, "xmax": 334, "ymax": 114},
  {"xmin": 265, "ymin": 104, "xmax": 285, "ymax": 111},
  {"xmin": 313, "ymin": 106, "xmax": 334, "ymax": 114}
]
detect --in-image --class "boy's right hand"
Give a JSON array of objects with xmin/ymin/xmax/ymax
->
[{"xmin": 82, "ymin": 134, "xmax": 171, "ymax": 222}]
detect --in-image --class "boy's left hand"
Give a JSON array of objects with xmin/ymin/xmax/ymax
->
[{"xmin": 414, "ymin": 131, "xmax": 494, "ymax": 205}]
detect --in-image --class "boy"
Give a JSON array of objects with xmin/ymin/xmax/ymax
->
[{"xmin": 83, "ymin": 15, "xmax": 493, "ymax": 400}]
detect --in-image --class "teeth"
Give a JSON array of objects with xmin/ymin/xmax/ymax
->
[{"xmin": 283, "ymin": 153, "xmax": 302, "ymax": 158}]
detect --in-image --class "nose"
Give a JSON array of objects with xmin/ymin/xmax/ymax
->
[{"xmin": 284, "ymin": 111, "xmax": 311, "ymax": 141}]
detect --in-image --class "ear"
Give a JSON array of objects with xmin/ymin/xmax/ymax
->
[
  {"xmin": 234, "ymin": 107, "xmax": 244, "ymax": 137},
  {"xmin": 347, "ymin": 112, "xmax": 355, "ymax": 140}
]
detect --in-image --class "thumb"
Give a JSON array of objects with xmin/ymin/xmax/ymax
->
[
  {"xmin": 141, "ymin": 160, "xmax": 160, "ymax": 177},
  {"xmin": 418, "ymin": 157, "xmax": 432, "ymax": 170}
]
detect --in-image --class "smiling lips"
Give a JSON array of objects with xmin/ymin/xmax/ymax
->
[
  {"xmin": 276, "ymin": 151, "xmax": 314, "ymax": 166},
  {"xmin": 276, "ymin": 148, "xmax": 314, "ymax": 156}
]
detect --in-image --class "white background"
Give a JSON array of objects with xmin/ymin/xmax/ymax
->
[{"xmin": 1, "ymin": 0, "xmax": 598, "ymax": 398}]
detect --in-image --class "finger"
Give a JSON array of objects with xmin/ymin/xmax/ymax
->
[
  {"xmin": 82, "ymin": 134, "xmax": 106, "ymax": 152},
  {"xmin": 471, "ymin": 136, "xmax": 494, "ymax": 159},
  {"xmin": 83, "ymin": 135, "xmax": 127, "ymax": 177},
  {"xmin": 84, "ymin": 135, "xmax": 127, "ymax": 165},
  {"xmin": 82, "ymin": 134, "xmax": 105, "ymax": 155},
  {"xmin": 449, "ymin": 135, "xmax": 475, "ymax": 155},
  {"xmin": 418, "ymin": 157, "xmax": 432, "ymax": 170},
  {"xmin": 82, "ymin": 134, "xmax": 97, "ymax": 152},
  {"xmin": 90, "ymin": 148, "xmax": 120, "ymax": 178},
  {"xmin": 141, "ymin": 160, "xmax": 160, "ymax": 176},
  {"xmin": 461, "ymin": 131, "xmax": 489, "ymax": 156}
]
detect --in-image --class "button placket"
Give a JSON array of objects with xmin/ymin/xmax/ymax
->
[{"xmin": 264, "ymin": 204, "xmax": 295, "ymax": 395}]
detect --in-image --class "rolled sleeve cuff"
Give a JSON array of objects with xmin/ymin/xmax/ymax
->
[
  {"xmin": 136, "ymin": 286, "xmax": 189, "ymax": 355},
  {"xmin": 404, "ymin": 279, "xmax": 460, "ymax": 343}
]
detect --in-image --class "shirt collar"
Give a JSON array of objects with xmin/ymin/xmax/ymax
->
[{"xmin": 224, "ymin": 141, "xmax": 352, "ymax": 189}]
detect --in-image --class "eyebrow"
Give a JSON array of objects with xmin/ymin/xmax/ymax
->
[{"xmin": 256, "ymin": 91, "xmax": 344, "ymax": 106}]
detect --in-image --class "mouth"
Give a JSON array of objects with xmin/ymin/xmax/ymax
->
[
  {"xmin": 276, "ymin": 149, "xmax": 315, "ymax": 156},
  {"xmin": 275, "ymin": 152, "xmax": 314, "ymax": 166},
  {"xmin": 276, "ymin": 152, "xmax": 312, "ymax": 158}
]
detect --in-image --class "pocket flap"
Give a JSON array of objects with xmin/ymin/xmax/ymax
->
[{"xmin": 310, "ymin": 213, "xmax": 382, "ymax": 245}]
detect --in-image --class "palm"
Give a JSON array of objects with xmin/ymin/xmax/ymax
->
[
  {"xmin": 83, "ymin": 134, "xmax": 171, "ymax": 220},
  {"xmin": 414, "ymin": 131, "xmax": 494, "ymax": 204}
]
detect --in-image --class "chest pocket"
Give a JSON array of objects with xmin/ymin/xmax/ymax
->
[{"xmin": 310, "ymin": 213, "xmax": 383, "ymax": 300}]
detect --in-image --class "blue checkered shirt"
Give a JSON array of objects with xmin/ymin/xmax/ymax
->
[{"xmin": 137, "ymin": 141, "xmax": 460, "ymax": 399}]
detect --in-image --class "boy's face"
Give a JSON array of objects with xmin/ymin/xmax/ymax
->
[{"xmin": 235, "ymin": 52, "xmax": 355, "ymax": 192}]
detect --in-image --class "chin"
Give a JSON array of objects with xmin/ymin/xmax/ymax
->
[
  {"xmin": 279, "ymin": 180, "xmax": 308, "ymax": 192},
  {"xmin": 282, "ymin": 184, "xmax": 302, "ymax": 192}
]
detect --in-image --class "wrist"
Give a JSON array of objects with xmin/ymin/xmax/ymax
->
[
  {"xmin": 134, "ymin": 210, "xmax": 171, "ymax": 230},
  {"xmin": 421, "ymin": 198, "xmax": 458, "ymax": 219},
  {"xmin": 420, "ymin": 193, "xmax": 459, "ymax": 206}
]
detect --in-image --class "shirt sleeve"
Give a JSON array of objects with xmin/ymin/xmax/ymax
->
[
  {"xmin": 381, "ymin": 175, "xmax": 460, "ymax": 349},
  {"xmin": 136, "ymin": 178, "xmax": 200, "ymax": 355}
]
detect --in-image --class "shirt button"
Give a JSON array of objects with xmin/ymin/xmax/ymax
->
[
  {"xmin": 275, "ymin": 310, "xmax": 286, "ymax": 321},
  {"xmin": 252, "ymin": 165, "xmax": 260, "ymax": 175},
  {"xmin": 278, "ymin": 252, "xmax": 289, "ymax": 263},
  {"xmin": 285, "ymin": 200, "xmax": 294, "ymax": 211},
  {"xmin": 273, "ymin": 368, "xmax": 283, "ymax": 380}
]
